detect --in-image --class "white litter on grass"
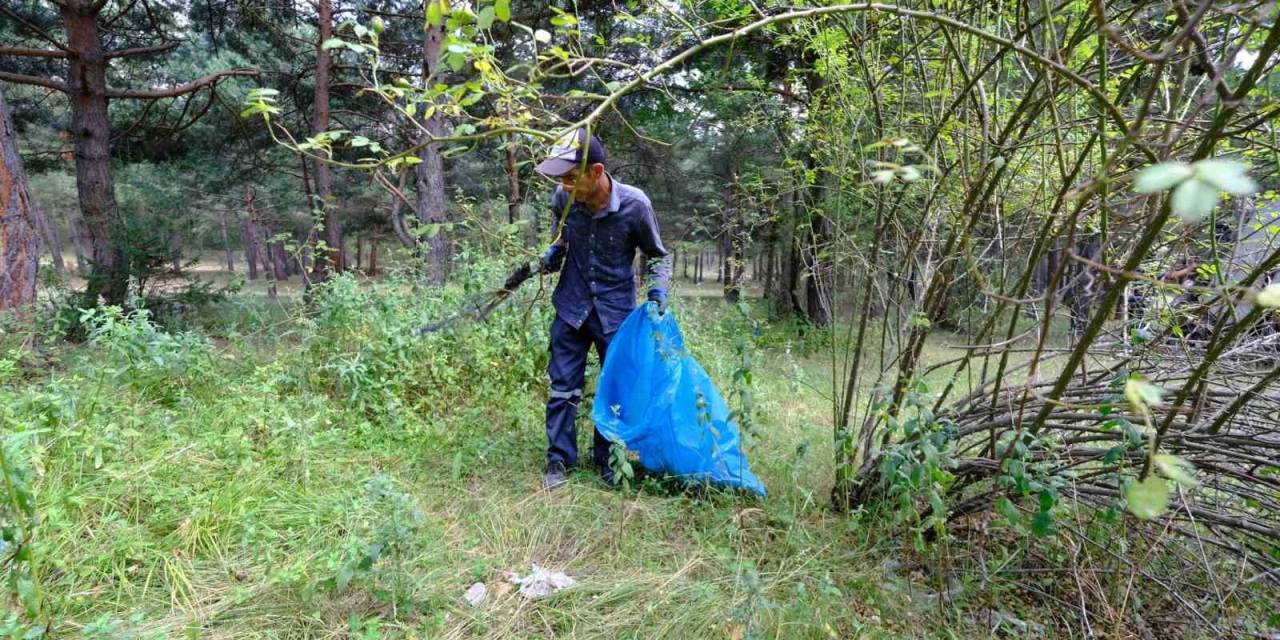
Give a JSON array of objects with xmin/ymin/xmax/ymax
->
[
  {"xmin": 463, "ymin": 581, "xmax": 487, "ymax": 607},
  {"xmin": 504, "ymin": 564, "xmax": 577, "ymax": 599}
]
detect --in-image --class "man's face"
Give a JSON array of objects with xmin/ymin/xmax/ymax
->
[{"xmin": 558, "ymin": 163, "xmax": 602, "ymax": 202}]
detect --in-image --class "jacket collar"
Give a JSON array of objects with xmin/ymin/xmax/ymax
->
[{"xmin": 573, "ymin": 173, "xmax": 621, "ymax": 218}]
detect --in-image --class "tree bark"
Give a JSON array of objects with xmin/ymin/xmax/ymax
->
[
  {"xmin": 0, "ymin": 88, "xmax": 39, "ymax": 311},
  {"xmin": 66, "ymin": 211, "xmax": 90, "ymax": 275},
  {"xmin": 30, "ymin": 200, "xmax": 64, "ymax": 275},
  {"xmin": 367, "ymin": 236, "xmax": 379, "ymax": 276},
  {"xmin": 242, "ymin": 186, "xmax": 259, "ymax": 280},
  {"xmin": 309, "ymin": 0, "xmax": 340, "ymax": 283},
  {"xmin": 256, "ymin": 222, "xmax": 272, "ymax": 277},
  {"xmin": 388, "ymin": 169, "xmax": 416, "ymax": 248},
  {"xmin": 61, "ymin": 1, "xmax": 127, "ymax": 305},
  {"xmin": 804, "ymin": 213, "xmax": 834, "ymax": 326},
  {"xmin": 415, "ymin": 23, "xmax": 449, "ymax": 285},
  {"xmin": 763, "ymin": 227, "xmax": 777, "ymax": 299},
  {"xmin": 219, "ymin": 206, "xmax": 234, "ymax": 272},
  {"xmin": 270, "ymin": 240, "xmax": 288, "ymax": 280}
]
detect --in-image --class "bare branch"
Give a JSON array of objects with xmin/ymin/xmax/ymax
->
[
  {"xmin": 0, "ymin": 71, "xmax": 69, "ymax": 94},
  {"xmin": 105, "ymin": 69, "xmax": 258, "ymax": 99},
  {"xmin": 0, "ymin": 46, "xmax": 69, "ymax": 59},
  {"xmin": 103, "ymin": 42, "xmax": 179, "ymax": 59}
]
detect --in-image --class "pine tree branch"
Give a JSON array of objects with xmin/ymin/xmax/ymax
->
[
  {"xmin": 103, "ymin": 42, "xmax": 179, "ymax": 59},
  {"xmin": 0, "ymin": 46, "xmax": 69, "ymax": 59},
  {"xmin": 0, "ymin": 6, "xmax": 72, "ymax": 53},
  {"xmin": 0, "ymin": 72, "xmax": 69, "ymax": 94},
  {"xmin": 105, "ymin": 69, "xmax": 258, "ymax": 99}
]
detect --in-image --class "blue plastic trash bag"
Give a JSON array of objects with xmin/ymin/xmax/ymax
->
[{"xmin": 592, "ymin": 303, "xmax": 766, "ymax": 496}]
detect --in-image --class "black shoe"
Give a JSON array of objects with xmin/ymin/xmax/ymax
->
[{"xmin": 542, "ymin": 465, "xmax": 568, "ymax": 491}]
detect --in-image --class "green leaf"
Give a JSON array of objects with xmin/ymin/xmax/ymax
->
[
  {"xmin": 1030, "ymin": 511, "xmax": 1054, "ymax": 537},
  {"xmin": 550, "ymin": 13, "xmax": 577, "ymax": 27},
  {"xmin": 371, "ymin": 16, "xmax": 385, "ymax": 34},
  {"xmin": 1126, "ymin": 476, "xmax": 1170, "ymax": 519},
  {"xmin": 335, "ymin": 563, "xmax": 355, "ymax": 593},
  {"xmin": 1124, "ymin": 376, "xmax": 1163, "ymax": 412},
  {"xmin": 1038, "ymin": 490, "xmax": 1054, "ymax": 512},
  {"xmin": 495, "ymin": 0, "xmax": 511, "ymax": 22},
  {"xmin": 1154, "ymin": 454, "xmax": 1197, "ymax": 487},
  {"xmin": 996, "ymin": 496, "xmax": 1020, "ymax": 525},
  {"xmin": 1133, "ymin": 162, "xmax": 1192, "ymax": 193},
  {"xmin": 898, "ymin": 166, "xmax": 922, "ymax": 181},
  {"xmin": 321, "ymin": 38, "xmax": 346, "ymax": 51},
  {"xmin": 1171, "ymin": 178, "xmax": 1220, "ymax": 222},
  {"xmin": 477, "ymin": 6, "xmax": 495, "ymax": 29},
  {"xmin": 1193, "ymin": 159, "xmax": 1257, "ymax": 195},
  {"xmin": 16, "ymin": 579, "xmax": 38, "ymax": 617},
  {"xmin": 426, "ymin": 0, "xmax": 443, "ymax": 27}
]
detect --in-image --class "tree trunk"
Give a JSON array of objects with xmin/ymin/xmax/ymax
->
[
  {"xmin": 804, "ymin": 212, "xmax": 834, "ymax": 326},
  {"xmin": 723, "ymin": 187, "xmax": 743, "ymax": 302},
  {"xmin": 300, "ymin": 239, "xmax": 313, "ymax": 276},
  {"xmin": 355, "ymin": 235, "xmax": 363, "ymax": 271},
  {"xmin": 256, "ymin": 223, "xmax": 272, "ymax": 277},
  {"xmin": 309, "ymin": 0, "xmax": 340, "ymax": 283},
  {"xmin": 337, "ymin": 231, "xmax": 347, "ymax": 271},
  {"xmin": 763, "ymin": 221, "xmax": 777, "ymax": 299},
  {"xmin": 30, "ymin": 200, "xmax": 65, "ymax": 276},
  {"xmin": 270, "ymin": 241, "xmax": 288, "ymax": 280},
  {"xmin": 61, "ymin": 2, "xmax": 127, "ymax": 305},
  {"xmin": 506, "ymin": 134, "xmax": 521, "ymax": 224},
  {"xmin": 388, "ymin": 171, "xmax": 416, "ymax": 248},
  {"xmin": 0, "ymin": 88, "xmax": 40, "ymax": 311},
  {"xmin": 368, "ymin": 236, "xmax": 379, "ymax": 276},
  {"xmin": 66, "ymin": 212, "xmax": 90, "ymax": 275},
  {"xmin": 219, "ymin": 207, "xmax": 235, "ymax": 272},
  {"xmin": 786, "ymin": 235, "xmax": 805, "ymax": 316},
  {"xmin": 415, "ymin": 23, "xmax": 449, "ymax": 285},
  {"xmin": 242, "ymin": 186, "xmax": 260, "ymax": 280},
  {"xmin": 169, "ymin": 230, "xmax": 182, "ymax": 273}
]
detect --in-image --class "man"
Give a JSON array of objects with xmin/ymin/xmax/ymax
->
[{"xmin": 534, "ymin": 129, "xmax": 670, "ymax": 490}]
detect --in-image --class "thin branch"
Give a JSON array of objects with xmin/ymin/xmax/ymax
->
[
  {"xmin": 0, "ymin": 72, "xmax": 69, "ymax": 94},
  {"xmin": 0, "ymin": 6, "xmax": 71, "ymax": 52},
  {"xmin": 105, "ymin": 68, "xmax": 258, "ymax": 99},
  {"xmin": 0, "ymin": 46, "xmax": 69, "ymax": 59},
  {"xmin": 104, "ymin": 42, "xmax": 179, "ymax": 59}
]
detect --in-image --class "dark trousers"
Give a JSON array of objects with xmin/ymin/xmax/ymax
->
[{"xmin": 546, "ymin": 310, "xmax": 614, "ymax": 471}]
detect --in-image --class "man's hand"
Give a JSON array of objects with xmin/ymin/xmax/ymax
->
[
  {"xmin": 540, "ymin": 244, "xmax": 564, "ymax": 274},
  {"xmin": 647, "ymin": 287, "xmax": 668, "ymax": 315}
]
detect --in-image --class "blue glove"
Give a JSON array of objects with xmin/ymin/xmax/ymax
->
[
  {"xmin": 540, "ymin": 244, "xmax": 564, "ymax": 274},
  {"xmin": 647, "ymin": 287, "xmax": 668, "ymax": 315}
]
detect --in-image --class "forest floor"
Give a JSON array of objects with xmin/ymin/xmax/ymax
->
[{"xmin": 1, "ymin": 259, "xmax": 1083, "ymax": 639}]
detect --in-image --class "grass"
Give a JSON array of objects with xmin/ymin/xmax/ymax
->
[{"xmin": 0, "ymin": 261, "xmax": 1097, "ymax": 639}]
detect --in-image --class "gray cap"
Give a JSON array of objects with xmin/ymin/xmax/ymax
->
[{"xmin": 535, "ymin": 129, "xmax": 607, "ymax": 176}]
